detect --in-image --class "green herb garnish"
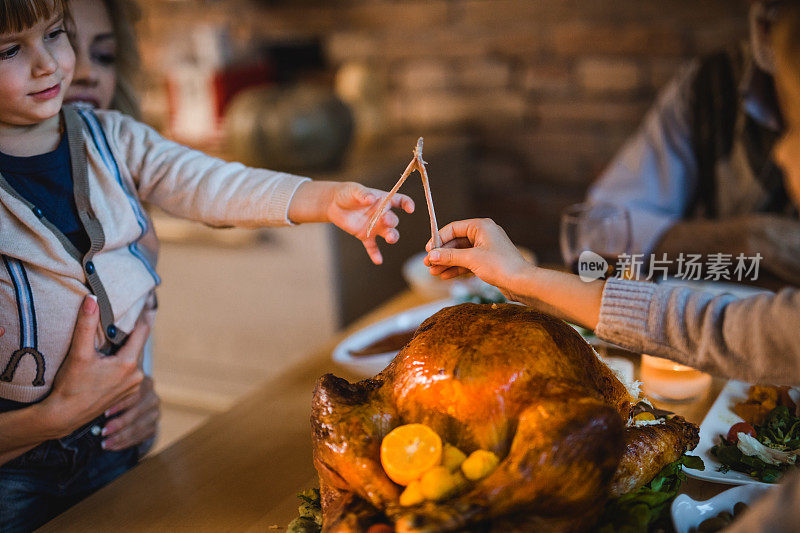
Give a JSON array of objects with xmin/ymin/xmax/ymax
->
[
  {"xmin": 596, "ymin": 454, "xmax": 705, "ymax": 533},
  {"xmin": 288, "ymin": 489, "xmax": 322, "ymax": 533}
]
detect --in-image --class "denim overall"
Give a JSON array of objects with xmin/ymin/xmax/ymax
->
[{"xmin": 0, "ymin": 397, "xmax": 138, "ymax": 531}]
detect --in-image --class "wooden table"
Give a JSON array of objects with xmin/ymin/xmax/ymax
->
[{"xmin": 41, "ymin": 291, "xmax": 728, "ymax": 531}]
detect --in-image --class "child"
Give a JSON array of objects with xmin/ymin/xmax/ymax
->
[
  {"xmin": 426, "ymin": 5, "xmax": 800, "ymax": 531},
  {"xmin": 0, "ymin": 0, "xmax": 413, "ymax": 529}
]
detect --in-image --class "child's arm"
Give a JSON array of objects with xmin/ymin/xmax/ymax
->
[
  {"xmin": 0, "ymin": 297, "xmax": 149, "ymax": 464},
  {"xmin": 425, "ymin": 218, "xmax": 800, "ymax": 384},
  {"xmin": 105, "ymin": 112, "xmax": 413, "ymax": 264},
  {"xmin": 287, "ymin": 180, "xmax": 414, "ymax": 265}
]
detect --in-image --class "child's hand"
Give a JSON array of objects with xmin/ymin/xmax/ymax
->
[
  {"xmin": 327, "ymin": 182, "xmax": 414, "ymax": 265},
  {"xmin": 289, "ymin": 180, "xmax": 414, "ymax": 265},
  {"xmin": 424, "ymin": 218, "xmax": 535, "ymax": 301}
]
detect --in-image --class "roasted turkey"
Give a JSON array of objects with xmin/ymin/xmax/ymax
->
[{"xmin": 311, "ymin": 303, "xmax": 699, "ymax": 532}]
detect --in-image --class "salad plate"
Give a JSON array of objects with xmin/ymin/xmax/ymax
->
[{"xmin": 685, "ymin": 380, "xmax": 799, "ymax": 486}]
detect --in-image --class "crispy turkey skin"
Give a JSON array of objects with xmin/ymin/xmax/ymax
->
[{"xmin": 311, "ymin": 303, "xmax": 699, "ymax": 532}]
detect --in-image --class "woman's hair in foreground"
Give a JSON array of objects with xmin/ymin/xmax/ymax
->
[
  {"xmin": 0, "ymin": 0, "xmax": 70, "ymax": 34},
  {"xmin": 103, "ymin": 0, "xmax": 142, "ymax": 118}
]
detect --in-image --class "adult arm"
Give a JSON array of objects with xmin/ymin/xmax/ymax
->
[
  {"xmin": 0, "ymin": 296, "xmax": 148, "ymax": 465},
  {"xmin": 596, "ymin": 278, "xmax": 800, "ymax": 384},
  {"xmin": 425, "ymin": 219, "xmax": 800, "ymax": 384},
  {"xmin": 587, "ymin": 61, "xmax": 699, "ymax": 256}
]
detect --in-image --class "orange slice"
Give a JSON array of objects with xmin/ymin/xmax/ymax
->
[{"xmin": 380, "ymin": 423, "xmax": 442, "ymax": 486}]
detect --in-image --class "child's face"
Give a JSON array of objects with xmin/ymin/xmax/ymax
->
[{"xmin": 0, "ymin": 12, "xmax": 74, "ymax": 127}]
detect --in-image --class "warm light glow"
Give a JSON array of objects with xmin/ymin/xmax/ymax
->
[
  {"xmin": 641, "ymin": 354, "xmax": 711, "ymax": 402},
  {"xmin": 642, "ymin": 354, "xmax": 695, "ymax": 372}
]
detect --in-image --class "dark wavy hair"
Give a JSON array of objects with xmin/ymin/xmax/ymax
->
[{"xmin": 0, "ymin": 0, "xmax": 70, "ymax": 34}]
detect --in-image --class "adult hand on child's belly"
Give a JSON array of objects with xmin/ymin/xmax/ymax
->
[
  {"xmin": 101, "ymin": 375, "xmax": 160, "ymax": 451},
  {"xmin": 41, "ymin": 296, "xmax": 148, "ymax": 438}
]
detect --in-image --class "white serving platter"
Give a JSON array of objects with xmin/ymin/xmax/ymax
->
[
  {"xmin": 332, "ymin": 299, "xmax": 456, "ymax": 377},
  {"xmin": 671, "ymin": 483, "xmax": 774, "ymax": 533},
  {"xmin": 685, "ymin": 380, "xmax": 798, "ymax": 486}
]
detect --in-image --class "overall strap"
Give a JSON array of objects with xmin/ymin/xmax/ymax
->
[{"xmin": 1, "ymin": 256, "xmax": 45, "ymax": 386}]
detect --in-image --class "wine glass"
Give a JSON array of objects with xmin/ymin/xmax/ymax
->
[{"xmin": 560, "ymin": 203, "xmax": 632, "ymax": 279}]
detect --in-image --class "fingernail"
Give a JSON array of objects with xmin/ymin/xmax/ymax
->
[
  {"xmin": 101, "ymin": 440, "xmax": 108, "ymax": 450},
  {"xmin": 429, "ymin": 251, "xmax": 440, "ymax": 262},
  {"xmin": 102, "ymin": 426, "xmax": 109, "ymax": 436},
  {"xmin": 364, "ymin": 194, "xmax": 376, "ymax": 203},
  {"xmin": 82, "ymin": 295, "xmax": 97, "ymax": 313},
  {"xmin": 104, "ymin": 409, "xmax": 112, "ymax": 418}
]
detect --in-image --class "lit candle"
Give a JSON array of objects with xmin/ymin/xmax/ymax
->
[{"xmin": 640, "ymin": 354, "xmax": 711, "ymax": 402}]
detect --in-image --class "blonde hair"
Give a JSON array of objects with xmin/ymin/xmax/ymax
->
[
  {"xmin": 0, "ymin": 0, "xmax": 70, "ymax": 33},
  {"xmin": 104, "ymin": 0, "xmax": 142, "ymax": 118}
]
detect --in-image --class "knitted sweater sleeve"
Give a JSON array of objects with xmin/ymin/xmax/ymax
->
[
  {"xmin": 101, "ymin": 110, "xmax": 310, "ymax": 228},
  {"xmin": 595, "ymin": 278, "xmax": 800, "ymax": 385}
]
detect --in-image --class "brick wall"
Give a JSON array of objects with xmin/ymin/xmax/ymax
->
[{"xmin": 136, "ymin": 0, "xmax": 750, "ymax": 261}]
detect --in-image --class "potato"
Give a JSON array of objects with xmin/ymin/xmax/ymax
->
[
  {"xmin": 420, "ymin": 466, "xmax": 466, "ymax": 501},
  {"xmin": 733, "ymin": 401, "xmax": 771, "ymax": 426},
  {"xmin": 399, "ymin": 480, "xmax": 425, "ymax": 507},
  {"xmin": 442, "ymin": 444, "xmax": 467, "ymax": 472},
  {"xmin": 461, "ymin": 450, "xmax": 500, "ymax": 481}
]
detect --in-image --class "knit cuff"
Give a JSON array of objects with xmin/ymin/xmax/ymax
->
[
  {"xmin": 265, "ymin": 174, "xmax": 311, "ymax": 226},
  {"xmin": 596, "ymin": 278, "xmax": 658, "ymax": 348}
]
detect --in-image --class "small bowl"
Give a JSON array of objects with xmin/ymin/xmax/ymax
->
[
  {"xmin": 671, "ymin": 483, "xmax": 774, "ymax": 533},
  {"xmin": 402, "ymin": 251, "xmax": 466, "ymax": 299},
  {"xmin": 402, "ymin": 249, "xmax": 537, "ymax": 300}
]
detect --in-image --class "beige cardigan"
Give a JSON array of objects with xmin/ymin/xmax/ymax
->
[{"xmin": 0, "ymin": 105, "xmax": 308, "ymax": 403}]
